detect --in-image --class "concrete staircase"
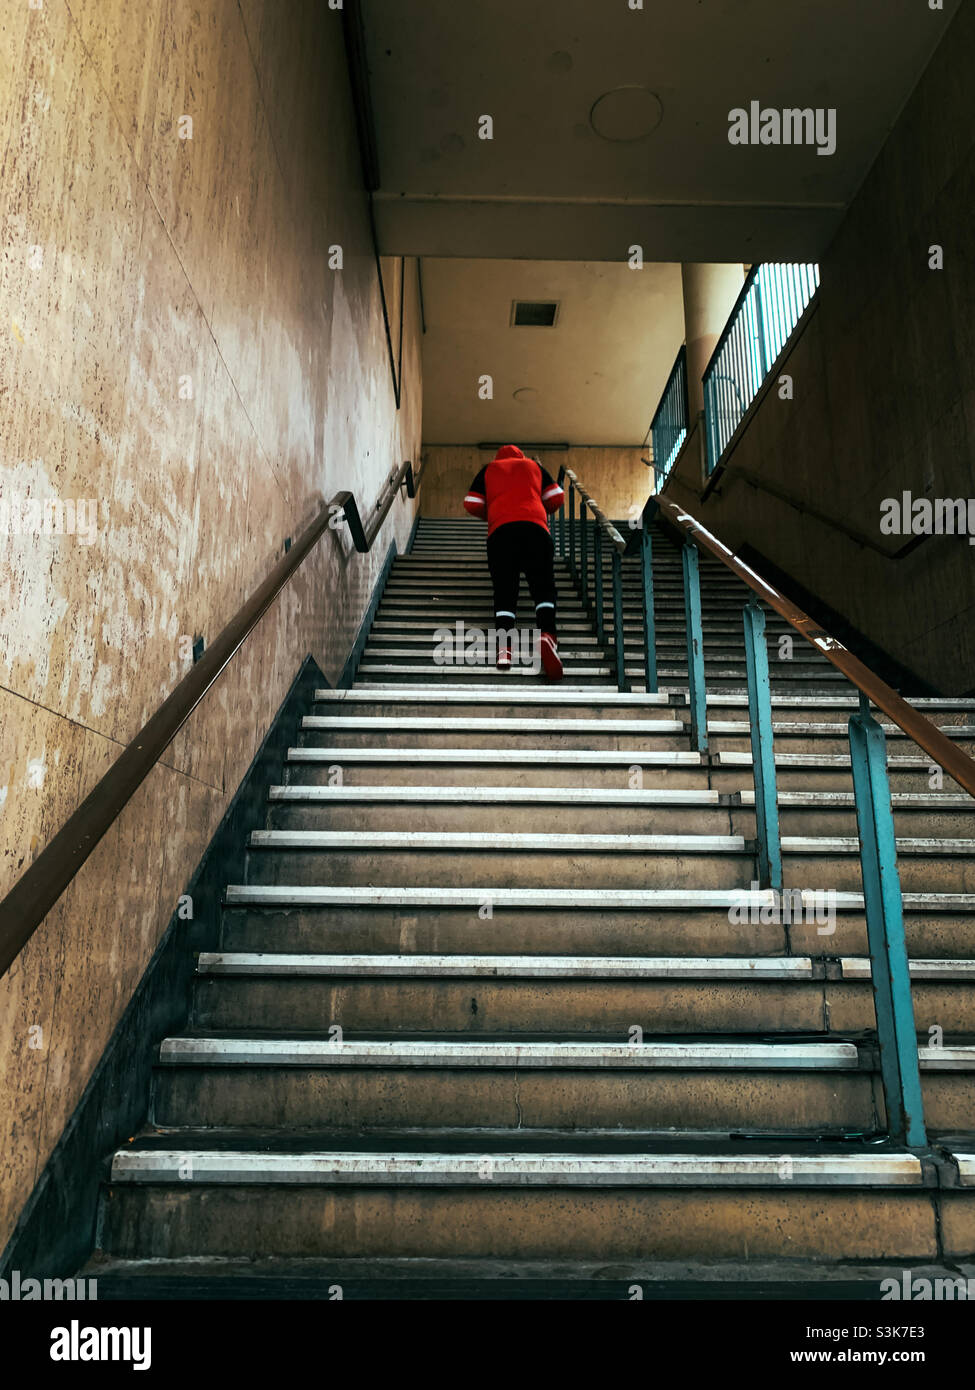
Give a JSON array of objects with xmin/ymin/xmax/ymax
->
[{"xmin": 91, "ymin": 516, "xmax": 975, "ymax": 1294}]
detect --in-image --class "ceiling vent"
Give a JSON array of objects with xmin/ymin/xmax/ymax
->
[{"xmin": 511, "ymin": 300, "xmax": 560, "ymax": 328}]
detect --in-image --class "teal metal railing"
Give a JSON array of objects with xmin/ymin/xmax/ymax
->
[
  {"xmin": 648, "ymin": 345, "xmax": 688, "ymax": 485},
  {"xmin": 646, "ymin": 494, "xmax": 975, "ymax": 1147},
  {"xmin": 556, "ymin": 467, "xmax": 628, "ymax": 692},
  {"xmin": 703, "ymin": 263, "xmax": 820, "ymax": 474},
  {"xmin": 566, "ymin": 466, "xmax": 975, "ymax": 1147}
]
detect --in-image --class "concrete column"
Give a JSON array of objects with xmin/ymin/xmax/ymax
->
[{"xmin": 681, "ymin": 263, "xmax": 747, "ymax": 418}]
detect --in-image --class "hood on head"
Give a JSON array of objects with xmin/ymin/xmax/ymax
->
[{"xmin": 493, "ymin": 445, "xmax": 527, "ymax": 462}]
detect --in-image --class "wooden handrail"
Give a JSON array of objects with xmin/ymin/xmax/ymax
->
[
  {"xmin": 559, "ymin": 467, "xmax": 627, "ymax": 554},
  {"xmin": 652, "ymin": 495, "xmax": 975, "ymax": 800},
  {"xmin": 0, "ymin": 460, "xmax": 418, "ymax": 979}
]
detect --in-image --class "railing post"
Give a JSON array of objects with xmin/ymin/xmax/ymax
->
[
  {"xmin": 849, "ymin": 694, "xmax": 927, "ymax": 1147},
  {"xmin": 593, "ymin": 522, "xmax": 606, "ymax": 644},
  {"xmin": 682, "ymin": 542, "xmax": 707, "ymax": 753},
  {"xmin": 579, "ymin": 497, "xmax": 589, "ymax": 610},
  {"xmin": 611, "ymin": 547, "xmax": 628, "ymax": 693},
  {"xmin": 743, "ymin": 601, "xmax": 782, "ymax": 892},
  {"xmin": 752, "ymin": 268, "xmax": 770, "ymax": 381},
  {"xmin": 640, "ymin": 520, "xmax": 658, "ymax": 694},
  {"xmin": 568, "ymin": 480, "xmax": 577, "ymax": 581}
]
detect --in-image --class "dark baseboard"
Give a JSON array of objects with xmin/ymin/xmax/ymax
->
[
  {"xmin": 338, "ymin": 537, "xmax": 398, "ymax": 688},
  {"xmin": 0, "ymin": 653, "xmax": 327, "ymax": 1282}
]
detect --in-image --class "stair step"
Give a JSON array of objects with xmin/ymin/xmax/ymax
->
[
  {"xmin": 197, "ymin": 953, "xmax": 975, "ymax": 982},
  {"xmin": 301, "ymin": 716, "xmax": 686, "ymax": 734},
  {"xmin": 89, "ymin": 510, "xmax": 975, "ymax": 1281},
  {"xmin": 354, "ymin": 664, "xmax": 846, "ymax": 681},
  {"xmin": 246, "ymin": 830, "xmax": 975, "ymax": 857},
  {"xmin": 332, "ymin": 684, "xmax": 975, "ymax": 715},
  {"xmin": 267, "ymin": 781, "xmax": 974, "ymax": 810}
]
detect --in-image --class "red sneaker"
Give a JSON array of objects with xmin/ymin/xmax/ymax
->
[
  {"xmin": 540, "ymin": 633, "xmax": 563, "ymax": 682},
  {"xmin": 496, "ymin": 644, "xmax": 512, "ymax": 671}
]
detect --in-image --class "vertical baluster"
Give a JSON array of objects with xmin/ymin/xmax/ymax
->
[
  {"xmin": 716, "ymin": 355, "xmax": 727, "ymax": 465},
  {"xmin": 593, "ymin": 522, "xmax": 605, "ymax": 644},
  {"xmin": 611, "ymin": 545, "xmax": 628, "ymax": 693},
  {"xmin": 785, "ymin": 264, "xmax": 799, "ymax": 334},
  {"xmin": 579, "ymin": 497, "xmax": 589, "ymax": 610},
  {"xmin": 682, "ymin": 543, "xmax": 707, "ymax": 753},
  {"xmin": 849, "ymin": 693, "xmax": 927, "ymax": 1147},
  {"xmin": 743, "ymin": 601, "xmax": 782, "ymax": 892},
  {"xmin": 732, "ymin": 319, "xmax": 746, "ymax": 437},
  {"xmin": 568, "ymin": 480, "xmax": 577, "ymax": 582},
  {"xmin": 769, "ymin": 264, "xmax": 784, "ymax": 360},
  {"xmin": 752, "ymin": 281, "xmax": 769, "ymax": 390},
  {"xmin": 641, "ymin": 519, "xmax": 658, "ymax": 694}
]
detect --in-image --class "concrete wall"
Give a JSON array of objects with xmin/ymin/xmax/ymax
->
[
  {"xmin": 664, "ymin": 1, "xmax": 975, "ymax": 695},
  {"xmin": 0, "ymin": 0, "xmax": 422, "ymax": 1254},
  {"xmin": 420, "ymin": 445, "xmax": 651, "ymax": 522}
]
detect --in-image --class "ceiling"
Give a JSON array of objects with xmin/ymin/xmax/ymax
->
[
  {"xmin": 359, "ymin": 0, "xmax": 960, "ymax": 261},
  {"xmin": 419, "ymin": 258, "xmax": 686, "ymax": 445}
]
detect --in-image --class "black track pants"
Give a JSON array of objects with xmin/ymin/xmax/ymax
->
[{"xmin": 486, "ymin": 520, "xmax": 557, "ymax": 638}]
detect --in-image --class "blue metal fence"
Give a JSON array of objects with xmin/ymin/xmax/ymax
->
[
  {"xmin": 649, "ymin": 345, "xmax": 688, "ymax": 486},
  {"xmin": 703, "ymin": 262, "xmax": 820, "ymax": 474}
]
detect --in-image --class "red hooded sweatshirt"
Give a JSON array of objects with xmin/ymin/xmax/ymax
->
[{"xmin": 463, "ymin": 446, "xmax": 565, "ymax": 536}]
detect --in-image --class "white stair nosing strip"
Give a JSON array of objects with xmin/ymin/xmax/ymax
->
[
  {"xmin": 257, "ymin": 825, "xmax": 975, "ymax": 859},
  {"xmin": 286, "ymin": 747, "xmax": 705, "ymax": 765},
  {"xmin": 197, "ymin": 952, "xmax": 815, "ymax": 980},
  {"xmin": 223, "ymin": 885, "xmax": 869, "ymax": 909},
  {"xmin": 356, "ymin": 664, "xmax": 617, "ymax": 676},
  {"xmin": 781, "ymin": 836, "xmax": 975, "ymax": 855},
  {"xmin": 312, "ymin": 686, "xmax": 975, "ymax": 711},
  {"xmin": 247, "ymin": 830, "xmax": 751, "ymax": 853},
  {"xmin": 158, "ymin": 1037, "xmax": 860, "ymax": 1069},
  {"xmin": 268, "ymin": 783, "xmax": 972, "ymax": 810},
  {"xmin": 301, "ymin": 716, "xmax": 686, "ymax": 733},
  {"xmin": 952, "ymin": 1154, "xmax": 975, "ymax": 1185},
  {"xmin": 719, "ymin": 751, "xmax": 935, "ymax": 769},
  {"xmin": 741, "ymin": 791, "xmax": 975, "ymax": 808},
  {"xmin": 918, "ymin": 1047, "xmax": 975, "ymax": 1070},
  {"xmin": 363, "ymin": 647, "xmax": 759, "ymax": 660},
  {"xmin": 351, "ymin": 684, "xmax": 689, "ymax": 696},
  {"xmin": 224, "ymin": 884, "xmax": 975, "ymax": 912},
  {"xmin": 109, "ymin": 1150, "xmax": 922, "ymax": 1188},
  {"xmin": 708, "ymin": 721, "xmax": 975, "ymax": 738},
  {"xmin": 268, "ymin": 785, "xmax": 722, "ymax": 806},
  {"xmin": 839, "ymin": 958, "xmax": 975, "ymax": 980},
  {"xmin": 355, "ymin": 666, "xmax": 841, "ymax": 680},
  {"xmin": 314, "ymin": 688, "xmax": 672, "ymax": 705}
]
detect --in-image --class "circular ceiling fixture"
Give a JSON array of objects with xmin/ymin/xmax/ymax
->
[
  {"xmin": 589, "ymin": 86, "xmax": 663, "ymax": 142},
  {"xmin": 513, "ymin": 387, "xmax": 538, "ymax": 403}
]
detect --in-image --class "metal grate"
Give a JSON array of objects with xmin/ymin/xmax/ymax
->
[{"xmin": 511, "ymin": 301, "xmax": 560, "ymax": 327}]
